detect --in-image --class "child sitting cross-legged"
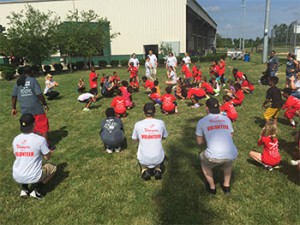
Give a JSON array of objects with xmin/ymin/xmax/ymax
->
[
  {"xmin": 161, "ymin": 85, "xmax": 178, "ymax": 114},
  {"xmin": 111, "ymin": 89, "xmax": 127, "ymax": 117},
  {"xmin": 220, "ymin": 95, "xmax": 238, "ymax": 122}
]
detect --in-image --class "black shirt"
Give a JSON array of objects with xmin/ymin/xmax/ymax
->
[{"xmin": 266, "ymin": 86, "xmax": 283, "ymax": 108}]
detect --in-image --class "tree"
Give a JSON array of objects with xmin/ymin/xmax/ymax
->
[
  {"xmin": 55, "ymin": 9, "xmax": 119, "ymax": 69},
  {"xmin": 272, "ymin": 23, "xmax": 288, "ymax": 43},
  {"xmin": 5, "ymin": 5, "xmax": 60, "ymax": 67}
]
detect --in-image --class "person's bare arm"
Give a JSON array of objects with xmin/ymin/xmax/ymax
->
[
  {"xmin": 43, "ymin": 152, "xmax": 51, "ymax": 160},
  {"xmin": 37, "ymin": 94, "xmax": 49, "ymax": 111},
  {"xmin": 11, "ymin": 96, "xmax": 17, "ymax": 116},
  {"xmin": 196, "ymin": 136, "xmax": 205, "ymax": 145}
]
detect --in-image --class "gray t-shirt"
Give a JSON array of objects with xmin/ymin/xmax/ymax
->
[
  {"xmin": 12, "ymin": 76, "xmax": 44, "ymax": 115},
  {"xmin": 196, "ymin": 113, "xmax": 238, "ymax": 160},
  {"xmin": 268, "ymin": 55, "xmax": 279, "ymax": 70},
  {"xmin": 100, "ymin": 117, "xmax": 124, "ymax": 147}
]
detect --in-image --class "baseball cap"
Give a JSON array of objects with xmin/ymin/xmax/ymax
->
[
  {"xmin": 143, "ymin": 103, "xmax": 156, "ymax": 115},
  {"xmin": 206, "ymin": 98, "xmax": 220, "ymax": 114},
  {"xmin": 20, "ymin": 114, "xmax": 35, "ymax": 133}
]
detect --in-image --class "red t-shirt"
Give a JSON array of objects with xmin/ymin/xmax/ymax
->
[
  {"xmin": 100, "ymin": 76, "xmax": 106, "ymax": 85},
  {"xmin": 220, "ymin": 102, "xmax": 238, "ymax": 121},
  {"xmin": 112, "ymin": 75, "xmax": 120, "ymax": 82},
  {"xmin": 119, "ymin": 86, "xmax": 128, "ymax": 96},
  {"xmin": 219, "ymin": 61, "xmax": 226, "ymax": 76},
  {"xmin": 182, "ymin": 65, "xmax": 193, "ymax": 79},
  {"xmin": 111, "ymin": 96, "xmax": 126, "ymax": 114},
  {"xmin": 258, "ymin": 136, "xmax": 281, "ymax": 166},
  {"xmin": 130, "ymin": 81, "xmax": 139, "ymax": 89},
  {"xmin": 201, "ymin": 82, "xmax": 214, "ymax": 94},
  {"xmin": 282, "ymin": 96, "xmax": 300, "ymax": 110},
  {"xmin": 161, "ymin": 93, "xmax": 176, "ymax": 112},
  {"xmin": 241, "ymin": 80, "xmax": 255, "ymax": 91},
  {"xmin": 144, "ymin": 80, "xmax": 155, "ymax": 89},
  {"xmin": 210, "ymin": 65, "xmax": 220, "ymax": 77},
  {"xmin": 149, "ymin": 93, "xmax": 161, "ymax": 101},
  {"xmin": 232, "ymin": 90, "xmax": 244, "ymax": 105},
  {"xmin": 187, "ymin": 88, "xmax": 206, "ymax": 99},
  {"xmin": 235, "ymin": 71, "xmax": 244, "ymax": 80},
  {"xmin": 192, "ymin": 65, "xmax": 198, "ymax": 77},
  {"xmin": 89, "ymin": 72, "xmax": 98, "ymax": 88},
  {"xmin": 128, "ymin": 66, "xmax": 138, "ymax": 78}
]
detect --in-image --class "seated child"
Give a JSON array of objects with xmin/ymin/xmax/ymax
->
[
  {"xmin": 241, "ymin": 74, "xmax": 255, "ymax": 94},
  {"xmin": 161, "ymin": 85, "xmax": 178, "ymax": 114},
  {"xmin": 211, "ymin": 76, "xmax": 220, "ymax": 96},
  {"xmin": 100, "ymin": 107, "xmax": 125, "ymax": 153},
  {"xmin": 120, "ymin": 80, "xmax": 129, "ymax": 96},
  {"xmin": 165, "ymin": 66, "xmax": 178, "ymax": 85},
  {"xmin": 220, "ymin": 95, "xmax": 238, "ymax": 121},
  {"xmin": 174, "ymin": 78, "xmax": 187, "ymax": 100},
  {"xmin": 187, "ymin": 85, "xmax": 207, "ymax": 108},
  {"xmin": 209, "ymin": 60, "xmax": 220, "ymax": 78},
  {"xmin": 77, "ymin": 78, "xmax": 86, "ymax": 93},
  {"xmin": 130, "ymin": 77, "xmax": 139, "ymax": 92},
  {"xmin": 224, "ymin": 79, "xmax": 236, "ymax": 97},
  {"xmin": 142, "ymin": 76, "xmax": 155, "ymax": 92},
  {"xmin": 78, "ymin": 93, "xmax": 97, "ymax": 111},
  {"xmin": 282, "ymin": 88, "xmax": 300, "ymax": 128},
  {"xmin": 111, "ymin": 71, "xmax": 121, "ymax": 88},
  {"xmin": 100, "ymin": 73, "xmax": 106, "ymax": 88},
  {"xmin": 125, "ymin": 86, "xmax": 135, "ymax": 109},
  {"xmin": 232, "ymin": 68, "xmax": 244, "ymax": 83},
  {"xmin": 149, "ymin": 87, "xmax": 162, "ymax": 105},
  {"xmin": 249, "ymin": 121, "xmax": 281, "ymax": 170},
  {"xmin": 200, "ymin": 77, "xmax": 215, "ymax": 95},
  {"xmin": 111, "ymin": 89, "xmax": 127, "ymax": 117},
  {"xmin": 154, "ymin": 80, "xmax": 161, "ymax": 96},
  {"xmin": 128, "ymin": 62, "xmax": 138, "ymax": 79},
  {"xmin": 230, "ymin": 83, "xmax": 244, "ymax": 106}
]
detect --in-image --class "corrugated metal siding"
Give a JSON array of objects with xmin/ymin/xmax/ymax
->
[{"xmin": 0, "ymin": 0, "xmax": 189, "ymax": 55}]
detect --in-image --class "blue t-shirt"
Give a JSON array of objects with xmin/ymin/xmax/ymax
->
[{"xmin": 12, "ymin": 76, "xmax": 45, "ymax": 115}]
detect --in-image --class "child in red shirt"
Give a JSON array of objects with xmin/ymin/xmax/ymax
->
[
  {"xmin": 209, "ymin": 61, "xmax": 220, "ymax": 78},
  {"xmin": 241, "ymin": 74, "xmax": 255, "ymax": 94},
  {"xmin": 220, "ymin": 95, "xmax": 238, "ymax": 121},
  {"xmin": 161, "ymin": 86, "xmax": 178, "ymax": 114},
  {"xmin": 200, "ymin": 77, "xmax": 215, "ymax": 95},
  {"xmin": 181, "ymin": 60, "xmax": 193, "ymax": 85},
  {"xmin": 111, "ymin": 71, "xmax": 121, "ymax": 88},
  {"xmin": 120, "ymin": 80, "xmax": 129, "ymax": 96},
  {"xmin": 218, "ymin": 57, "xmax": 226, "ymax": 85},
  {"xmin": 232, "ymin": 68, "xmax": 244, "ymax": 83},
  {"xmin": 128, "ymin": 62, "xmax": 138, "ymax": 79},
  {"xmin": 89, "ymin": 67, "xmax": 98, "ymax": 95},
  {"xmin": 111, "ymin": 89, "xmax": 127, "ymax": 117},
  {"xmin": 125, "ymin": 86, "xmax": 134, "ymax": 109},
  {"xmin": 249, "ymin": 121, "xmax": 281, "ymax": 170},
  {"xmin": 100, "ymin": 74, "xmax": 106, "ymax": 88},
  {"xmin": 230, "ymin": 83, "xmax": 244, "ymax": 106},
  {"xmin": 130, "ymin": 77, "xmax": 139, "ymax": 92},
  {"xmin": 149, "ymin": 87, "xmax": 162, "ymax": 105},
  {"xmin": 282, "ymin": 88, "xmax": 300, "ymax": 128},
  {"xmin": 187, "ymin": 86, "xmax": 207, "ymax": 108},
  {"xmin": 142, "ymin": 76, "xmax": 154, "ymax": 91}
]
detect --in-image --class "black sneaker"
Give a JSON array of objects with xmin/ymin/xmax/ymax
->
[
  {"xmin": 29, "ymin": 189, "xmax": 43, "ymax": 199},
  {"xmin": 205, "ymin": 183, "xmax": 216, "ymax": 195},
  {"xmin": 221, "ymin": 185, "xmax": 231, "ymax": 195},
  {"xmin": 154, "ymin": 170, "xmax": 162, "ymax": 180},
  {"xmin": 141, "ymin": 170, "xmax": 151, "ymax": 181}
]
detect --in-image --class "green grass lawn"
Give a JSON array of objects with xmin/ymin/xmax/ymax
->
[{"xmin": 0, "ymin": 54, "xmax": 299, "ymax": 225}]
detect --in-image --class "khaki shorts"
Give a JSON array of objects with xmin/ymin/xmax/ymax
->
[
  {"xmin": 39, "ymin": 163, "xmax": 57, "ymax": 183},
  {"xmin": 264, "ymin": 107, "xmax": 280, "ymax": 120},
  {"xmin": 199, "ymin": 152, "xmax": 233, "ymax": 169}
]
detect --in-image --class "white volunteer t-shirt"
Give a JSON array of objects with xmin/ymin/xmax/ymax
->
[
  {"xmin": 132, "ymin": 118, "xmax": 168, "ymax": 167},
  {"xmin": 167, "ymin": 56, "xmax": 177, "ymax": 67},
  {"xmin": 196, "ymin": 113, "xmax": 238, "ymax": 160},
  {"xmin": 145, "ymin": 61, "xmax": 151, "ymax": 77},
  {"xmin": 149, "ymin": 54, "xmax": 157, "ymax": 68},
  {"xmin": 129, "ymin": 57, "xmax": 139, "ymax": 67},
  {"xmin": 182, "ymin": 56, "xmax": 191, "ymax": 68},
  {"xmin": 12, "ymin": 133, "xmax": 50, "ymax": 184},
  {"xmin": 78, "ymin": 93, "xmax": 94, "ymax": 101}
]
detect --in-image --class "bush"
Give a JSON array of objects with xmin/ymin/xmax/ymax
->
[
  {"xmin": 120, "ymin": 60, "xmax": 128, "ymax": 67},
  {"xmin": 0, "ymin": 64, "xmax": 16, "ymax": 80},
  {"xmin": 98, "ymin": 60, "xmax": 107, "ymax": 68},
  {"xmin": 75, "ymin": 61, "xmax": 85, "ymax": 70},
  {"xmin": 53, "ymin": 63, "xmax": 63, "ymax": 72},
  {"xmin": 86, "ymin": 61, "xmax": 95, "ymax": 67},
  {"xmin": 138, "ymin": 59, "xmax": 145, "ymax": 66},
  {"xmin": 44, "ymin": 65, "xmax": 51, "ymax": 73},
  {"xmin": 110, "ymin": 60, "xmax": 119, "ymax": 67}
]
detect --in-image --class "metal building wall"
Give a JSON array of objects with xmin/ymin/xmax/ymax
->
[{"xmin": 0, "ymin": 0, "xmax": 187, "ymax": 56}]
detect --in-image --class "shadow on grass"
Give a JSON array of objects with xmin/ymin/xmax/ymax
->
[
  {"xmin": 44, "ymin": 162, "xmax": 69, "ymax": 194},
  {"xmin": 277, "ymin": 117, "xmax": 291, "ymax": 126},
  {"xmin": 254, "ymin": 116, "xmax": 265, "ymax": 128},
  {"xmin": 279, "ymin": 161, "xmax": 299, "ymax": 185},
  {"xmin": 49, "ymin": 126, "xmax": 68, "ymax": 146},
  {"xmin": 156, "ymin": 118, "xmax": 222, "ymax": 225},
  {"xmin": 278, "ymin": 138, "xmax": 298, "ymax": 158}
]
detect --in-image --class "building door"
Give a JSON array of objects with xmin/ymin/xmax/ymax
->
[{"xmin": 144, "ymin": 45, "xmax": 158, "ymax": 58}]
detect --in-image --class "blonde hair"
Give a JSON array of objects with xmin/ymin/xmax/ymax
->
[
  {"xmin": 264, "ymin": 121, "xmax": 277, "ymax": 140},
  {"xmin": 45, "ymin": 74, "xmax": 52, "ymax": 81}
]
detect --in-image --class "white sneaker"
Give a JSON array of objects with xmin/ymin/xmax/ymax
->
[
  {"xmin": 106, "ymin": 149, "xmax": 113, "ymax": 154},
  {"xmin": 30, "ymin": 190, "xmax": 43, "ymax": 199},
  {"xmin": 83, "ymin": 107, "xmax": 90, "ymax": 112},
  {"xmin": 291, "ymin": 160, "xmax": 300, "ymax": 166},
  {"xmin": 175, "ymin": 108, "xmax": 178, "ymax": 113},
  {"xmin": 115, "ymin": 147, "xmax": 121, "ymax": 153},
  {"xmin": 191, "ymin": 104, "xmax": 199, "ymax": 108},
  {"xmin": 214, "ymin": 93, "xmax": 219, "ymax": 97},
  {"xmin": 20, "ymin": 189, "xmax": 29, "ymax": 198}
]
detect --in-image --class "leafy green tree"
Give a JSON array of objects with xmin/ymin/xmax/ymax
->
[
  {"xmin": 55, "ymin": 9, "xmax": 120, "ymax": 69},
  {"xmin": 272, "ymin": 23, "xmax": 288, "ymax": 43},
  {"xmin": 5, "ymin": 5, "xmax": 60, "ymax": 67}
]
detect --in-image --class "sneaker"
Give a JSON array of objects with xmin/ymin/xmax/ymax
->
[
  {"xmin": 290, "ymin": 123, "xmax": 296, "ymax": 128},
  {"xmin": 141, "ymin": 170, "xmax": 151, "ymax": 181},
  {"xmin": 83, "ymin": 107, "xmax": 90, "ymax": 112},
  {"xmin": 20, "ymin": 189, "xmax": 30, "ymax": 198},
  {"xmin": 115, "ymin": 147, "xmax": 121, "ymax": 153},
  {"xmin": 105, "ymin": 148, "xmax": 113, "ymax": 154},
  {"xmin": 291, "ymin": 160, "xmax": 300, "ymax": 166},
  {"xmin": 205, "ymin": 183, "xmax": 216, "ymax": 195},
  {"xmin": 221, "ymin": 185, "xmax": 231, "ymax": 195},
  {"xmin": 264, "ymin": 165, "xmax": 273, "ymax": 171},
  {"xmin": 154, "ymin": 170, "xmax": 162, "ymax": 180},
  {"xmin": 30, "ymin": 189, "xmax": 43, "ymax": 199},
  {"xmin": 175, "ymin": 108, "xmax": 178, "ymax": 113}
]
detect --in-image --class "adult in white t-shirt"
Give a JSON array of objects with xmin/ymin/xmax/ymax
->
[
  {"xmin": 148, "ymin": 50, "xmax": 158, "ymax": 80},
  {"xmin": 132, "ymin": 103, "xmax": 168, "ymax": 180},
  {"xmin": 12, "ymin": 114, "xmax": 56, "ymax": 199},
  {"xmin": 182, "ymin": 52, "xmax": 191, "ymax": 68},
  {"xmin": 128, "ymin": 53, "xmax": 140, "ymax": 69},
  {"xmin": 145, "ymin": 56, "xmax": 153, "ymax": 80},
  {"xmin": 166, "ymin": 52, "xmax": 177, "ymax": 70},
  {"xmin": 77, "ymin": 93, "xmax": 97, "ymax": 111},
  {"xmin": 196, "ymin": 98, "xmax": 238, "ymax": 195}
]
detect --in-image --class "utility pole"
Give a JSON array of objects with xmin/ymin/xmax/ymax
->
[
  {"xmin": 242, "ymin": 0, "xmax": 246, "ymax": 51},
  {"xmin": 262, "ymin": 0, "xmax": 271, "ymax": 63}
]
